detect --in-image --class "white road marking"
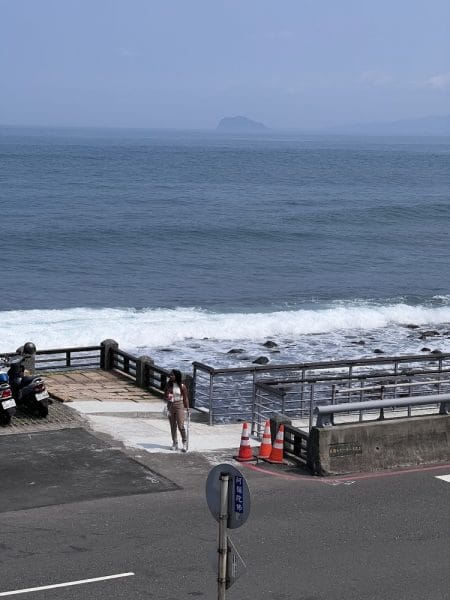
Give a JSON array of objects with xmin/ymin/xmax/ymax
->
[
  {"xmin": 0, "ymin": 572, "xmax": 134, "ymax": 597},
  {"xmin": 322, "ymin": 479, "xmax": 356, "ymax": 486},
  {"xmin": 435, "ymin": 474, "xmax": 450, "ymax": 483}
]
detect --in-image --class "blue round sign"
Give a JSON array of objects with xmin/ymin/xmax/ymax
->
[{"xmin": 205, "ymin": 463, "xmax": 251, "ymax": 529}]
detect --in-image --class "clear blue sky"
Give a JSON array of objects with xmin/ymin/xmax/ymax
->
[{"xmin": 1, "ymin": 0, "xmax": 449, "ymax": 129}]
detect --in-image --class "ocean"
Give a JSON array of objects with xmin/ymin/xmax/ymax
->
[{"xmin": 1, "ymin": 126, "xmax": 449, "ymax": 369}]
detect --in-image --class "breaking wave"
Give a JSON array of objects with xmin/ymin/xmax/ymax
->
[{"xmin": 1, "ymin": 300, "xmax": 450, "ymax": 367}]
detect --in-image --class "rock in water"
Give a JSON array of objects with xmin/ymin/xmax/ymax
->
[
  {"xmin": 263, "ymin": 340, "xmax": 278, "ymax": 348},
  {"xmin": 253, "ymin": 356, "xmax": 269, "ymax": 365}
]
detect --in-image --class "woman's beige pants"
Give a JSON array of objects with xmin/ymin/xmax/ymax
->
[{"xmin": 168, "ymin": 401, "xmax": 186, "ymax": 444}]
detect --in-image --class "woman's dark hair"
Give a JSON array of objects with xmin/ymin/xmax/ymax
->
[{"xmin": 170, "ymin": 369, "xmax": 183, "ymax": 387}]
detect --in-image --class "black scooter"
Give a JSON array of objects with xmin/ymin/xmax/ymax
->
[
  {"xmin": 0, "ymin": 362, "xmax": 16, "ymax": 425},
  {"xmin": 7, "ymin": 356, "xmax": 49, "ymax": 418}
]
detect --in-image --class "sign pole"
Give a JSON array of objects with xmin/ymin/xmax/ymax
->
[
  {"xmin": 206, "ymin": 464, "xmax": 250, "ymax": 593},
  {"xmin": 218, "ymin": 473, "xmax": 229, "ymax": 600}
]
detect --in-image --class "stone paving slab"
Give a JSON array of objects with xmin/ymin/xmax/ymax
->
[
  {"xmin": 0, "ymin": 370, "xmax": 165, "ymax": 436},
  {"xmin": 44, "ymin": 368, "xmax": 162, "ymax": 404}
]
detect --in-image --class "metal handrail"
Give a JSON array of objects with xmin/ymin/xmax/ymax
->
[
  {"xmin": 193, "ymin": 352, "xmax": 450, "ymax": 375},
  {"xmin": 251, "ymin": 369, "xmax": 450, "ymax": 433},
  {"xmin": 314, "ymin": 393, "xmax": 450, "ymax": 427},
  {"xmin": 194, "ymin": 352, "xmax": 450, "ymax": 424},
  {"xmin": 335, "ymin": 378, "xmax": 450, "ymax": 394}
]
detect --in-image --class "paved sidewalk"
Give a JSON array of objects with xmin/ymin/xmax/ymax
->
[{"xmin": 44, "ymin": 369, "xmax": 259, "ymax": 456}]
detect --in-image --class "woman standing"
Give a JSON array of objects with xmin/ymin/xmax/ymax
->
[{"xmin": 165, "ymin": 369, "xmax": 189, "ymax": 451}]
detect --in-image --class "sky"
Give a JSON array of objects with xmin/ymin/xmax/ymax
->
[{"xmin": 0, "ymin": 0, "xmax": 449, "ymax": 130}]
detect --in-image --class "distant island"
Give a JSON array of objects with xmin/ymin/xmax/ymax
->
[{"xmin": 216, "ymin": 116, "xmax": 268, "ymax": 132}]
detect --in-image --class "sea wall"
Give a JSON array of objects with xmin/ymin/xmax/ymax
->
[{"xmin": 307, "ymin": 415, "xmax": 450, "ymax": 476}]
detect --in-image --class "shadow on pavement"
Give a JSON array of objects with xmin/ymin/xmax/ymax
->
[{"xmin": 0, "ymin": 428, "xmax": 179, "ymax": 513}]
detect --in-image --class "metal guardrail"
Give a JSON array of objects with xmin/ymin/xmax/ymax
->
[
  {"xmin": 193, "ymin": 364, "xmax": 260, "ymax": 425},
  {"xmin": 253, "ymin": 383, "xmax": 287, "ymax": 437},
  {"xmin": 4, "ymin": 343, "xmax": 450, "ymax": 426},
  {"xmin": 330, "ymin": 378, "xmax": 450, "ymax": 420},
  {"xmin": 252, "ymin": 369, "xmax": 450, "ymax": 433},
  {"xmin": 194, "ymin": 353, "xmax": 450, "ymax": 425},
  {"xmin": 331, "ymin": 377, "xmax": 450, "ymax": 402},
  {"xmin": 314, "ymin": 393, "xmax": 450, "ymax": 427}
]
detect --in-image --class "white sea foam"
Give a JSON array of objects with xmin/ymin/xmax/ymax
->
[{"xmin": 1, "ymin": 302, "xmax": 450, "ymax": 367}]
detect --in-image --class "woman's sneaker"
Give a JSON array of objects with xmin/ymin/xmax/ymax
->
[
  {"xmin": 181, "ymin": 442, "xmax": 188, "ymax": 453},
  {"xmin": 171, "ymin": 443, "xmax": 178, "ymax": 451}
]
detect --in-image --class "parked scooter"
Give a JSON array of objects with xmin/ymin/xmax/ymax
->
[
  {"xmin": 0, "ymin": 359, "xmax": 16, "ymax": 426},
  {"xmin": 7, "ymin": 343, "xmax": 49, "ymax": 418}
]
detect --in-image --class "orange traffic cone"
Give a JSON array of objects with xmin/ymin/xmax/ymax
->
[
  {"xmin": 265, "ymin": 424, "xmax": 285, "ymax": 464},
  {"xmin": 257, "ymin": 420, "xmax": 272, "ymax": 460},
  {"xmin": 234, "ymin": 422, "xmax": 255, "ymax": 462}
]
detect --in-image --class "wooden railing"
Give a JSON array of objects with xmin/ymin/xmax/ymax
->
[
  {"xmin": 1, "ymin": 341, "xmax": 172, "ymax": 398},
  {"xmin": 283, "ymin": 422, "xmax": 309, "ymax": 466},
  {"xmin": 1, "ymin": 346, "xmax": 102, "ymax": 371},
  {"xmin": 110, "ymin": 347, "xmax": 171, "ymax": 395},
  {"xmin": 36, "ymin": 346, "xmax": 102, "ymax": 370},
  {"xmin": 4, "ymin": 342, "xmax": 449, "ymax": 424}
]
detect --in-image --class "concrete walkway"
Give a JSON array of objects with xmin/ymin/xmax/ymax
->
[{"xmin": 45, "ymin": 369, "xmax": 260, "ymax": 455}]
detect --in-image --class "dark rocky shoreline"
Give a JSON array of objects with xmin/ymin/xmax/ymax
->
[{"xmin": 223, "ymin": 323, "xmax": 450, "ymax": 366}]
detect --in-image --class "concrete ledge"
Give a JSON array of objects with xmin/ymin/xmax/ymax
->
[{"xmin": 307, "ymin": 414, "xmax": 450, "ymax": 476}]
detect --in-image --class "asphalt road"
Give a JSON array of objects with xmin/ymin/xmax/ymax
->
[{"xmin": 0, "ymin": 428, "xmax": 449, "ymax": 600}]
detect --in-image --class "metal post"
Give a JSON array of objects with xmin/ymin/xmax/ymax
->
[
  {"xmin": 218, "ymin": 474, "xmax": 229, "ymax": 600},
  {"xmin": 359, "ymin": 380, "xmax": 364, "ymax": 421},
  {"xmin": 309, "ymin": 383, "xmax": 315, "ymax": 430},
  {"xmin": 407, "ymin": 381, "xmax": 412, "ymax": 416},
  {"xmin": 192, "ymin": 364, "xmax": 197, "ymax": 409},
  {"xmin": 393, "ymin": 375, "xmax": 398, "ymax": 399},
  {"xmin": 300, "ymin": 369, "xmax": 305, "ymax": 417},
  {"xmin": 251, "ymin": 371, "xmax": 256, "ymax": 426},
  {"xmin": 379, "ymin": 386, "xmax": 385, "ymax": 420},
  {"xmin": 209, "ymin": 372, "xmax": 214, "ymax": 426},
  {"xmin": 437, "ymin": 358, "xmax": 443, "ymax": 395}
]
